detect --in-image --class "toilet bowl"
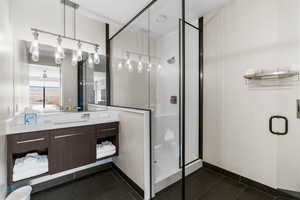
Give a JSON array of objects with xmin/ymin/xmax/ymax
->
[{"xmin": 6, "ymin": 186, "xmax": 32, "ymax": 200}]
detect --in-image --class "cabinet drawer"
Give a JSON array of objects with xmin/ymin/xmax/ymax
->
[
  {"xmin": 96, "ymin": 122, "xmax": 119, "ymax": 139},
  {"xmin": 50, "ymin": 126, "xmax": 95, "ymax": 139},
  {"xmin": 8, "ymin": 131, "xmax": 50, "ymax": 154}
]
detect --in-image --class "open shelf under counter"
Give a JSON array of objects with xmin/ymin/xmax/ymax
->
[{"xmin": 7, "ymin": 121, "xmax": 119, "ymax": 186}]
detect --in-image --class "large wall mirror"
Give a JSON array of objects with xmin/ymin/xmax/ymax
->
[{"xmin": 14, "ymin": 40, "xmax": 107, "ymax": 114}]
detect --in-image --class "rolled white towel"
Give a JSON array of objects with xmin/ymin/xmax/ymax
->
[
  {"xmin": 13, "ymin": 166, "xmax": 48, "ymax": 182},
  {"xmin": 97, "ymin": 149, "xmax": 116, "ymax": 159},
  {"xmin": 97, "ymin": 145, "xmax": 115, "ymax": 151}
]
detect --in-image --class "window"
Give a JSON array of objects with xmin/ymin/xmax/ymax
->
[
  {"xmin": 94, "ymin": 72, "xmax": 106, "ymax": 105},
  {"xmin": 29, "ymin": 64, "xmax": 61, "ymax": 112}
]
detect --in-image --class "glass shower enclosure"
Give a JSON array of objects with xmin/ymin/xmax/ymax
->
[{"xmin": 109, "ymin": 0, "xmax": 186, "ymax": 199}]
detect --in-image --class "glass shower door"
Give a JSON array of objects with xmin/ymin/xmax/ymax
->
[{"xmin": 275, "ymin": 1, "xmax": 300, "ymax": 198}]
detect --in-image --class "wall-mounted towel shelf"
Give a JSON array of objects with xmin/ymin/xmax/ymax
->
[{"xmin": 244, "ymin": 70, "xmax": 299, "ymax": 80}]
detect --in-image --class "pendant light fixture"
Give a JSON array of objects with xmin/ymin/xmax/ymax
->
[
  {"xmin": 157, "ymin": 64, "xmax": 162, "ymax": 71},
  {"xmin": 54, "ymin": 36, "xmax": 65, "ymax": 65},
  {"xmin": 72, "ymin": 50, "xmax": 78, "ymax": 66},
  {"xmin": 137, "ymin": 56, "xmax": 143, "ymax": 73},
  {"xmin": 30, "ymin": 31, "xmax": 39, "ymax": 62},
  {"xmin": 125, "ymin": 52, "xmax": 131, "ymax": 66},
  {"xmin": 76, "ymin": 41, "xmax": 83, "ymax": 61},
  {"xmin": 125, "ymin": 52, "xmax": 133, "ymax": 72},
  {"xmin": 147, "ymin": 63, "xmax": 152, "ymax": 72},
  {"xmin": 88, "ymin": 53, "xmax": 93, "ymax": 65},
  {"xmin": 30, "ymin": 0, "xmax": 103, "ymax": 66},
  {"xmin": 94, "ymin": 45, "xmax": 101, "ymax": 64},
  {"xmin": 117, "ymin": 61, "xmax": 123, "ymax": 71}
]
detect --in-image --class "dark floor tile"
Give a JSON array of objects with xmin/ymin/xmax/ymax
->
[
  {"xmin": 199, "ymin": 177, "xmax": 245, "ymax": 200},
  {"xmin": 276, "ymin": 197, "xmax": 298, "ymax": 200},
  {"xmin": 31, "ymin": 169, "xmax": 142, "ymax": 200},
  {"xmin": 186, "ymin": 168, "xmax": 225, "ymax": 200},
  {"xmin": 237, "ymin": 187, "xmax": 274, "ymax": 200},
  {"xmin": 154, "ymin": 181, "xmax": 183, "ymax": 200}
]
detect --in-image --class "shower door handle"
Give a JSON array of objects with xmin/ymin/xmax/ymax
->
[{"xmin": 269, "ymin": 116, "xmax": 288, "ymax": 135}]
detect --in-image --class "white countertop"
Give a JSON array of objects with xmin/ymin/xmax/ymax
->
[{"xmin": 5, "ymin": 110, "xmax": 119, "ymax": 135}]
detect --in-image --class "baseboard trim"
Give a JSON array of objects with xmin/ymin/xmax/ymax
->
[
  {"xmin": 203, "ymin": 162, "xmax": 298, "ymax": 200},
  {"xmin": 112, "ymin": 163, "xmax": 144, "ymax": 197}
]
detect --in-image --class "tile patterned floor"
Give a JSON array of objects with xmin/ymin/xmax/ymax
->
[
  {"xmin": 31, "ymin": 169, "xmax": 143, "ymax": 200},
  {"xmin": 154, "ymin": 168, "xmax": 298, "ymax": 200},
  {"xmin": 32, "ymin": 167, "xmax": 297, "ymax": 200}
]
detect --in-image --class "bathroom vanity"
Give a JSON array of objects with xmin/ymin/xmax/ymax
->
[{"xmin": 6, "ymin": 111, "xmax": 119, "ymax": 185}]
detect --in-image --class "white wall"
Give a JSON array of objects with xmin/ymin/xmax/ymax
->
[
  {"xmin": 203, "ymin": 0, "xmax": 300, "ymax": 190},
  {"xmin": 0, "ymin": 0, "xmax": 13, "ymax": 198},
  {"xmin": 112, "ymin": 108, "xmax": 151, "ymax": 200},
  {"xmin": 13, "ymin": 40, "xmax": 29, "ymax": 114}
]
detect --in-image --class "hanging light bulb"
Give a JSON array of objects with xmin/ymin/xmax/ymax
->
[
  {"xmin": 94, "ymin": 45, "xmax": 101, "ymax": 65},
  {"xmin": 42, "ymin": 70, "xmax": 48, "ymax": 79},
  {"xmin": 72, "ymin": 50, "xmax": 78, "ymax": 66},
  {"xmin": 128, "ymin": 63, "xmax": 134, "ymax": 72},
  {"xmin": 31, "ymin": 49, "xmax": 39, "ymax": 62},
  {"xmin": 117, "ymin": 62, "xmax": 123, "ymax": 71},
  {"xmin": 147, "ymin": 63, "xmax": 152, "ymax": 72},
  {"xmin": 157, "ymin": 63, "xmax": 162, "ymax": 71},
  {"xmin": 125, "ymin": 52, "xmax": 131, "ymax": 65},
  {"xmin": 76, "ymin": 41, "xmax": 83, "ymax": 62},
  {"xmin": 138, "ymin": 56, "xmax": 143, "ymax": 73},
  {"xmin": 54, "ymin": 36, "xmax": 65, "ymax": 65},
  {"xmin": 88, "ymin": 53, "xmax": 94, "ymax": 65},
  {"xmin": 30, "ymin": 31, "xmax": 39, "ymax": 62}
]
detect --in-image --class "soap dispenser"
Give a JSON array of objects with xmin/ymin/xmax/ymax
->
[{"xmin": 24, "ymin": 107, "xmax": 37, "ymax": 125}]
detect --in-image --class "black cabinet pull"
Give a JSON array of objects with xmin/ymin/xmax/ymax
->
[{"xmin": 269, "ymin": 116, "xmax": 288, "ymax": 135}]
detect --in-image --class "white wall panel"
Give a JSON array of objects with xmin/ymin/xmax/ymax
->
[
  {"xmin": 0, "ymin": 0, "xmax": 13, "ymax": 198},
  {"xmin": 203, "ymin": 0, "xmax": 300, "ymax": 189}
]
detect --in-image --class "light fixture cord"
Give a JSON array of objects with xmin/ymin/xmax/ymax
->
[
  {"xmin": 63, "ymin": 0, "xmax": 66, "ymax": 36},
  {"xmin": 74, "ymin": 4, "xmax": 76, "ymax": 39},
  {"xmin": 147, "ymin": 9, "xmax": 151, "ymax": 109}
]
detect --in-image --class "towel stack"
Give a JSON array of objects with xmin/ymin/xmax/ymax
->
[
  {"xmin": 13, "ymin": 153, "xmax": 48, "ymax": 182},
  {"xmin": 96, "ymin": 141, "xmax": 116, "ymax": 159}
]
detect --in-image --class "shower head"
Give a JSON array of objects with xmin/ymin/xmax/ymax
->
[{"xmin": 167, "ymin": 57, "xmax": 176, "ymax": 64}]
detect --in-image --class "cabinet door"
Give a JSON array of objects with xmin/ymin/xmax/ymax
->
[{"xmin": 49, "ymin": 126, "xmax": 96, "ymax": 174}]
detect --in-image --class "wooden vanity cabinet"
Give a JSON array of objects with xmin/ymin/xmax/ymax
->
[
  {"xmin": 7, "ymin": 130, "xmax": 51, "ymax": 185},
  {"xmin": 49, "ymin": 126, "xmax": 96, "ymax": 174},
  {"xmin": 7, "ymin": 122, "xmax": 119, "ymax": 185}
]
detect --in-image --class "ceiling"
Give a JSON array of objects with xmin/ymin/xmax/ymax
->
[
  {"xmin": 76, "ymin": 0, "xmax": 232, "ymax": 36},
  {"xmin": 76, "ymin": 0, "xmax": 153, "ymax": 25}
]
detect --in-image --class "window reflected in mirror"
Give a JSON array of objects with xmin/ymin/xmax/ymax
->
[{"xmin": 14, "ymin": 40, "xmax": 107, "ymax": 113}]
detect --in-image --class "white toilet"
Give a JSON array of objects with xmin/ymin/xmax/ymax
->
[{"xmin": 6, "ymin": 186, "xmax": 32, "ymax": 200}]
